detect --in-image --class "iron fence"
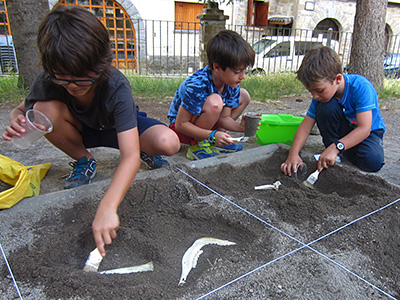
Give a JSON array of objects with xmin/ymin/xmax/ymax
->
[
  {"xmin": 126, "ymin": 20, "xmax": 400, "ymax": 77},
  {"xmin": 1, "ymin": 19, "xmax": 400, "ymax": 77}
]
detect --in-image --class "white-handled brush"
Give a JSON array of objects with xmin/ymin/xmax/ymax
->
[
  {"xmin": 83, "ymin": 248, "xmax": 103, "ymax": 272},
  {"xmin": 303, "ymin": 169, "xmax": 321, "ymax": 189}
]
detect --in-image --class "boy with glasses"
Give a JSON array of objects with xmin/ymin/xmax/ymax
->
[{"xmin": 2, "ymin": 6, "xmax": 180, "ymax": 256}]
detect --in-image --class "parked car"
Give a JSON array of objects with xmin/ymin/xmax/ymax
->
[
  {"xmin": 384, "ymin": 54, "xmax": 400, "ymax": 78},
  {"xmin": 250, "ymin": 35, "xmax": 340, "ymax": 75}
]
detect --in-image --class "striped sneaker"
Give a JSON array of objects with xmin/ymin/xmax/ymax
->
[
  {"xmin": 64, "ymin": 157, "xmax": 97, "ymax": 189},
  {"xmin": 186, "ymin": 140, "xmax": 219, "ymax": 160},
  {"xmin": 210, "ymin": 143, "xmax": 243, "ymax": 153}
]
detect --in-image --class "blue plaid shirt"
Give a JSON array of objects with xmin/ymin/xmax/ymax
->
[{"xmin": 167, "ymin": 66, "xmax": 240, "ymax": 125}]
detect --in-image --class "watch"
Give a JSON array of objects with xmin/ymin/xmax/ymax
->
[
  {"xmin": 208, "ymin": 130, "xmax": 217, "ymax": 143},
  {"xmin": 335, "ymin": 141, "xmax": 345, "ymax": 153}
]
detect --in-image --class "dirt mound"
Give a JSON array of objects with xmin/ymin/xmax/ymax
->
[{"xmin": 2, "ymin": 149, "xmax": 399, "ymax": 300}]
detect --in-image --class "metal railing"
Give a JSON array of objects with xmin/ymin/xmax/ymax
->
[
  {"xmin": 131, "ymin": 20, "xmax": 400, "ymax": 77},
  {"xmin": 2, "ymin": 19, "xmax": 400, "ymax": 77}
]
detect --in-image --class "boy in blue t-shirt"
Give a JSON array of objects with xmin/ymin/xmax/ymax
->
[
  {"xmin": 281, "ymin": 46, "xmax": 385, "ymax": 175},
  {"xmin": 168, "ymin": 30, "xmax": 255, "ymax": 160}
]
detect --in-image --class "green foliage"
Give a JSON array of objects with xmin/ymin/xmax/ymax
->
[
  {"xmin": 1, "ymin": 74, "xmax": 400, "ymax": 106},
  {"xmin": 241, "ymin": 73, "xmax": 307, "ymax": 101},
  {"xmin": 127, "ymin": 76, "xmax": 185, "ymax": 98},
  {"xmin": 0, "ymin": 75, "xmax": 27, "ymax": 105},
  {"xmin": 378, "ymin": 79, "xmax": 400, "ymax": 100}
]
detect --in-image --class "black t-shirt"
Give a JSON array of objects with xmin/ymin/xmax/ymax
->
[{"xmin": 25, "ymin": 67, "xmax": 137, "ymax": 133}]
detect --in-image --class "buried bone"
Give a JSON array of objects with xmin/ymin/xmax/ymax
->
[
  {"xmin": 100, "ymin": 261, "xmax": 154, "ymax": 275},
  {"xmin": 254, "ymin": 180, "xmax": 281, "ymax": 190},
  {"xmin": 83, "ymin": 247, "xmax": 153, "ymax": 275},
  {"xmin": 178, "ymin": 237, "xmax": 236, "ymax": 286}
]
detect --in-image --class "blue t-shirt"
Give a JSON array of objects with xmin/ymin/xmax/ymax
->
[
  {"xmin": 167, "ymin": 65, "xmax": 240, "ymax": 125},
  {"xmin": 306, "ymin": 74, "xmax": 386, "ymax": 132}
]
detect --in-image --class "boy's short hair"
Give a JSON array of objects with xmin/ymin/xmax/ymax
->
[
  {"xmin": 296, "ymin": 46, "xmax": 342, "ymax": 88},
  {"xmin": 37, "ymin": 6, "xmax": 113, "ymax": 83},
  {"xmin": 207, "ymin": 30, "xmax": 255, "ymax": 70}
]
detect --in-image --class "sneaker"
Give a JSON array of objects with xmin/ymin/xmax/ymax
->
[
  {"xmin": 140, "ymin": 152, "xmax": 170, "ymax": 169},
  {"xmin": 64, "ymin": 157, "xmax": 97, "ymax": 189},
  {"xmin": 211, "ymin": 143, "xmax": 243, "ymax": 153},
  {"xmin": 186, "ymin": 140, "xmax": 219, "ymax": 160}
]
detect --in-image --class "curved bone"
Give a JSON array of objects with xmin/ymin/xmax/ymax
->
[{"xmin": 178, "ymin": 237, "xmax": 236, "ymax": 286}]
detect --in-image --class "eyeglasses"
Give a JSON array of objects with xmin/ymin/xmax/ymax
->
[{"xmin": 48, "ymin": 76, "xmax": 96, "ymax": 87}]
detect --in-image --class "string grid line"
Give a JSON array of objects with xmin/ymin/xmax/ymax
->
[
  {"xmin": 0, "ymin": 242, "xmax": 23, "ymax": 299},
  {"xmin": 176, "ymin": 168, "xmax": 399, "ymax": 300}
]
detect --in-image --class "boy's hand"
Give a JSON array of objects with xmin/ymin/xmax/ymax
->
[
  {"xmin": 92, "ymin": 207, "xmax": 120, "ymax": 257},
  {"xmin": 281, "ymin": 155, "xmax": 303, "ymax": 177},
  {"xmin": 214, "ymin": 131, "xmax": 234, "ymax": 146},
  {"xmin": 318, "ymin": 144, "xmax": 339, "ymax": 170},
  {"xmin": 2, "ymin": 114, "xmax": 26, "ymax": 141}
]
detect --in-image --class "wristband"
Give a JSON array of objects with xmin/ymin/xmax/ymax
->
[{"xmin": 207, "ymin": 130, "xmax": 217, "ymax": 143}]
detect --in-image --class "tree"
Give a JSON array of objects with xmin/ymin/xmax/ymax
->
[
  {"xmin": 348, "ymin": 0, "xmax": 387, "ymax": 89},
  {"xmin": 7, "ymin": 0, "xmax": 49, "ymax": 89}
]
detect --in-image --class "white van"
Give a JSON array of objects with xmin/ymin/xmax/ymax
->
[{"xmin": 250, "ymin": 35, "xmax": 340, "ymax": 75}]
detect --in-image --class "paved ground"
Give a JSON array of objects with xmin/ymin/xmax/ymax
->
[{"xmin": 1, "ymin": 96, "xmax": 399, "ymax": 195}]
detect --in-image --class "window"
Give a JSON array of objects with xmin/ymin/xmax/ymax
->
[
  {"xmin": 265, "ymin": 42, "xmax": 290, "ymax": 58},
  {"xmin": 247, "ymin": 0, "xmax": 269, "ymax": 27},
  {"xmin": 175, "ymin": 1, "xmax": 206, "ymax": 31},
  {"xmin": 312, "ymin": 18, "xmax": 340, "ymax": 41},
  {"xmin": 294, "ymin": 41, "xmax": 323, "ymax": 55},
  {"xmin": 57, "ymin": 0, "xmax": 137, "ymax": 70}
]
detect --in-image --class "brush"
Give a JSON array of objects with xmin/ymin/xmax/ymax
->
[
  {"xmin": 303, "ymin": 169, "xmax": 321, "ymax": 189},
  {"xmin": 83, "ymin": 248, "xmax": 103, "ymax": 272}
]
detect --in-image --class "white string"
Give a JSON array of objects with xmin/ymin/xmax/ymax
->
[
  {"xmin": 0, "ymin": 241, "xmax": 23, "ymax": 300},
  {"xmin": 176, "ymin": 168, "xmax": 399, "ymax": 300}
]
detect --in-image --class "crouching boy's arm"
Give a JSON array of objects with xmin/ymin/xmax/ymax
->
[
  {"xmin": 281, "ymin": 116, "xmax": 315, "ymax": 176},
  {"xmin": 318, "ymin": 110, "xmax": 372, "ymax": 170}
]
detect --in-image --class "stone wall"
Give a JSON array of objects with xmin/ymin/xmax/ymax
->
[{"xmin": 230, "ymin": 0, "xmax": 400, "ymax": 36}]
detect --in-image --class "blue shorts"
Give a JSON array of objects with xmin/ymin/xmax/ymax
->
[{"xmin": 82, "ymin": 111, "xmax": 165, "ymax": 149}]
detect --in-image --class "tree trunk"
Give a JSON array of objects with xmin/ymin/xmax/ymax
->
[
  {"xmin": 7, "ymin": 0, "xmax": 49, "ymax": 89},
  {"xmin": 348, "ymin": 0, "xmax": 387, "ymax": 90}
]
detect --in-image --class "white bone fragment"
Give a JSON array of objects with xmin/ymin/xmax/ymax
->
[
  {"xmin": 99, "ymin": 261, "xmax": 154, "ymax": 275},
  {"xmin": 178, "ymin": 237, "xmax": 236, "ymax": 286},
  {"xmin": 254, "ymin": 180, "xmax": 281, "ymax": 191},
  {"xmin": 83, "ymin": 248, "xmax": 103, "ymax": 272}
]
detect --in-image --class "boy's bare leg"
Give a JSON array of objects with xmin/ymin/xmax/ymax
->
[
  {"xmin": 33, "ymin": 100, "xmax": 92, "ymax": 160},
  {"xmin": 139, "ymin": 124, "xmax": 180, "ymax": 156},
  {"xmin": 192, "ymin": 93, "xmax": 223, "ymax": 129}
]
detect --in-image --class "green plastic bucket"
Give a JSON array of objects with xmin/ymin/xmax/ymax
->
[{"xmin": 256, "ymin": 114, "xmax": 304, "ymax": 146}]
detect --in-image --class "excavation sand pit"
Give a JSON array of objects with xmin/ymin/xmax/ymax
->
[{"xmin": 1, "ymin": 147, "xmax": 400, "ymax": 300}]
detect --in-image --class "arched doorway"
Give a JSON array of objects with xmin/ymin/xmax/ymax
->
[
  {"xmin": 56, "ymin": 0, "xmax": 137, "ymax": 70},
  {"xmin": 312, "ymin": 18, "xmax": 340, "ymax": 41}
]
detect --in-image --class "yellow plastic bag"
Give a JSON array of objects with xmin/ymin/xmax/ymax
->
[{"xmin": 0, "ymin": 155, "xmax": 51, "ymax": 209}]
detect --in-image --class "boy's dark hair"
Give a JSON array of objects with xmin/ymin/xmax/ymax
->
[
  {"xmin": 207, "ymin": 30, "xmax": 255, "ymax": 70},
  {"xmin": 296, "ymin": 46, "xmax": 342, "ymax": 88},
  {"xmin": 37, "ymin": 6, "xmax": 113, "ymax": 83}
]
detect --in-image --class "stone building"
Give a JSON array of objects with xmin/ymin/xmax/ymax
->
[{"xmin": 1, "ymin": 0, "xmax": 399, "ymax": 74}]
